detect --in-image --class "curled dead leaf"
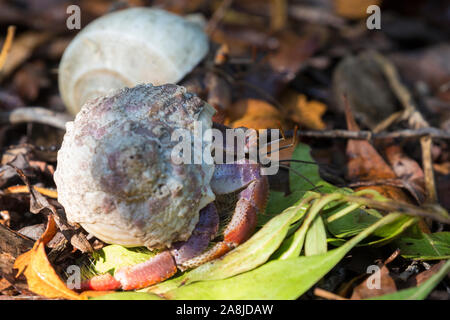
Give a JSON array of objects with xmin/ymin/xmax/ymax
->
[
  {"xmin": 13, "ymin": 213, "xmax": 82, "ymax": 300},
  {"xmin": 14, "ymin": 241, "xmax": 82, "ymax": 300}
]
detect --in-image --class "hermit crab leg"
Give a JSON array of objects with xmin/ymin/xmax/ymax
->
[
  {"xmin": 170, "ymin": 203, "xmax": 219, "ymax": 265},
  {"xmin": 80, "ymin": 203, "xmax": 219, "ymax": 291},
  {"xmin": 179, "ymin": 160, "xmax": 269, "ymax": 269}
]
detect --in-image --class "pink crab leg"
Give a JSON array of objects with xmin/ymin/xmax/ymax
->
[
  {"xmin": 79, "ymin": 204, "xmax": 219, "ymax": 291},
  {"xmin": 79, "ymin": 251, "xmax": 177, "ymax": 291},
  {"xmin": 221, "ymin": 161, "xmax": 268, "ymax": 245},
  {"xmin": 80, "ymin": 273, "xmax": 121, "ymax": 291},
  {"xmin": 114, "ymin": 251, "xmax": 177, "ymax": 290},
  {"xmin": 170, "ymin": 203, "xmax": 219, "ymax": 265},
  {"xmin": 180, "ymin": 161, "xmax": 269, "ymax": 268}
]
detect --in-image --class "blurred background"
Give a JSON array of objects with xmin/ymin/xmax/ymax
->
[
  {"xmin": 0, "ymin": 0, "xmax": 449, "ymax": 206},
  {"xmin": 0, "ymin": 0, "xmax": 449, "ymax": 300}
]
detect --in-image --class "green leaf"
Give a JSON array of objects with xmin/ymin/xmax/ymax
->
[
  {"xmin": 265, "ymin": 143, "xmax": 337, "ymax": 219},
  {"xmin": 305, "ymin": 215, "xmax": 327, "ymax": 256},
  {"xmin": 91, "ymin": 245, "xmax": 156, "ymax": 275},
  {"xmin": 91, "ymin": 292, "xmax": 164, "ymax": 300},
  {"xmin": 366, "ymin": 215, "xmax": 417, "ymax": 246},
  {"xmin": 278, "ymin": 193, "xmax": 342, "ymax": 260},
  {"xmin": 161, "ymin": 213, "xmax": 403, "ymax": 300},
  {"xmin": 145, "ymin": 200, "xmax": 310, "ymax": 294},
  {"xmin": 289, "ymin": 144, "xmax": 336, "ymax": 195},
  {"xmin": 324, "ymin": 205, "xmax": 381, "ymax": 239},
  {"xmin": 265, "ymin": 143, "xmax": 382, "ymax": 242},
  {"xmin": 368, "ymin": 259, "xmax": 450, "ymax": 300},
  {"xmin": 394, "ymin": 232, "xmax": 450, "ymax": 260}
]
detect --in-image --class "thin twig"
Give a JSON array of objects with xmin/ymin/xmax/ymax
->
[
  {"xmin": 289, "ymin": 5, "xmax": 346, "ymax": 28},
  {"xmin": 421, "ymin": 136, "xmax": 438, "ymax": 203},
  {"xmin": 205, "ymin": 0, "xmax": 233, "ymax": 35},
  {"xmin": 346, "ymin": 179, "xmax": 404, "ymax": 188},
  {"xmin": 282, "ymin": 128, "xmax": 450, "ymax": 140},
  {"xmin": 314, "ymin": 288, "xmax": 348, "ymax": 300},
  {"xmin": 0, "ymin": 107, "xmax": 73, "ymax": 130},
  {"xmin": 373, "ymin": 52, "xmax": 438, "ymax": 204},
  {"xmin": 384, "ymin": 249, "xmax": 401, "ymax": 265},
  {"xmin": 0, "ymin": 26, "xmax": 16, "ymax": 71}
]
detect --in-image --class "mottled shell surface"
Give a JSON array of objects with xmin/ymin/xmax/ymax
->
[
  {"xmin": 58, "ymin": 7, "xmax": 208, "ymax": 115},
  {"xmin": 54, "ymin": 84, "xmax": 216, "ymax": 249}
]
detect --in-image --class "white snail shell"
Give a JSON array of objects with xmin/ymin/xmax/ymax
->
[
  {"xmin": 58, "ymin": 8, "xmax": 209, "ymax": 115},
  {"xmin": 54, "ymin": 84, "xmax": 216, "ymax": 249}
]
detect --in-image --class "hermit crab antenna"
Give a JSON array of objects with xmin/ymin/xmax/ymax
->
[
  {"xmin": 264, "ymin": 125, "xmax": 298, "ymax": 156},
  {"xmin": 259, "ymin": 121, "xmax": 288, "ymax": 151},
  {"xmin": 277, "ymin": 159, "xmax": 317, "ymax": 165},
  {"xmin": 278, "ymin": 121, "xmax": 286, "ymax": 140}
]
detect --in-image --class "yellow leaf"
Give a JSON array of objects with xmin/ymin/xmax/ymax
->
[
  {"xmin": 227, "ymin": 99, "xmax": 284, "ymax": 129},
  {"xmin": 14, "ymin": 214, "xmax": 82, "ymax": 300},
  {"xmin": 13, "ymin": 249, "xmax": 33, "ymax": 277},
  {"xmin": 14, "ymin": 241, "xmax": 83, "ymax": 300},
  {"xmin": 282, "ymin": 91, "xmax": 327, "ymax": 130},
  {"xmin": 4, "ymin": 185, "xmax": 58, "ymax": 199}
]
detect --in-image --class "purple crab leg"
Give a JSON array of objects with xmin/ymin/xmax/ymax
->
[
  {"xmin": 170, "ymin": 203, "xmax": 219, "ymax": 268},
  {"xmin": 179, "ymin": 160, "xmax": 269, "ymax": 268}
]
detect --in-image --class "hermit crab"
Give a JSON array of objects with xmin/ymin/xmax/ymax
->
[{"xmin": 54, "ymin": 84, "xmax": 270, "ymax": 291}]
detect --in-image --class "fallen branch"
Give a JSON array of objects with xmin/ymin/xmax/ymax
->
[
  {"xmin": 373, "ymin": 52, "xmax": 438, "ymax": 204},
  {"xmin": 282, "ymin": 127, "xmax": 450, "ymax": 140},
  {"xmin": 0, "ymin": 107, "xmax": 73, "ymax": 130},
  {"xmin": 205, "ymin": 0, "xmax": 233, "ymax": 35}
]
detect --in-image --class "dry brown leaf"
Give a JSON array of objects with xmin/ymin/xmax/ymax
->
[
  {"xmin": 384, "ymin": 143, "xmax": 426, "ymax": 204},
  {"xmin": 407, "ymin": 261, "xmax": 447, "ymax": 287},
  {"xmin": 350, "ymin": 264, "xmax": 397, "ymax": 299},
  {"xmin": 267, "ymin": 30, "xmax": 320, "ymax": 82},
  {"xmin": 278, "ymin": 137, "xmax": 297, "ymax": 162},
  {"xmin": 0, "ymin": 278, "xmax": 13, "ymax": 291},
  {"xmin": 0, "ymin": 31, "xmax": 51, "ymax": 81},
  {"xmin": 227, "ymin": 99, "xmax": 283, "ymax": 129},
  {"xmin": 434, "ymin": 162, "xmax": 450, "ymax": 175},
  {"xmin": 13, "ymin": 214, "xmax": 85, "ymax": 300},
  {"xmin": 282, "ymin": 90, "xmax": 327, "ymax": 130},
  {"xmin": 345, "ymin": 103, "xmax": 411, "ymax": 202}
]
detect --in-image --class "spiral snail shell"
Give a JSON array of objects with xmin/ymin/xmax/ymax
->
[
  {"xmin": 54, "ymin": 83, "xmax": 216, "ymax": 249},
  {"xmin": 58, "ymin": 7, "xmax": 209, "ymax": 115}
]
